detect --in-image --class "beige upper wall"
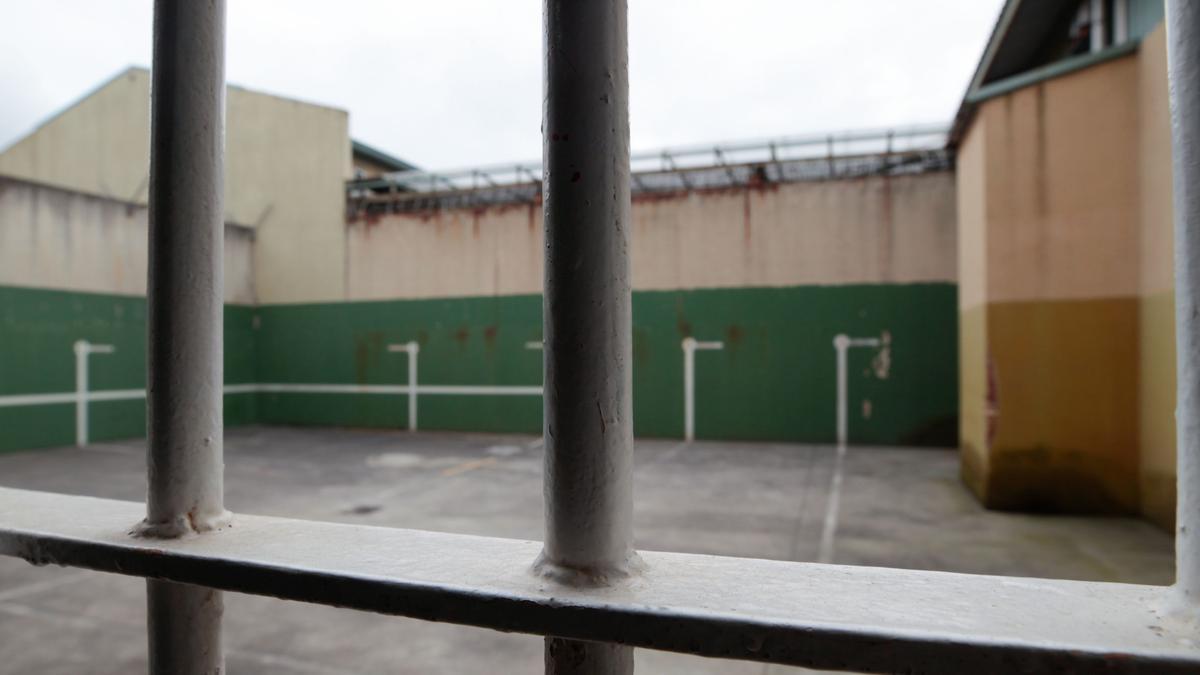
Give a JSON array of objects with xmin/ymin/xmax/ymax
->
[
  {"xmin": 0, "ymin": 175, "xmax": 255, "ymax": 304},
  {"xmin": 956, "ymin": 117, "xmax": 988, "ymax": 311},
  {"xmin": 0, "ymin": 67, "xmax": 351, "ymax": 304},
  {"xmin": 1136, "ymin": 23, "xmax": 1178, "ymax": 529},
  {"xmin": 1138, "ymin": 24, "xmax": 1175, "ymax": 298},
  {"xmin": 978, "ymin": 54, "xmax": 1142, "ymax": 304},
  {"xmin": 346, "ymin": 172, "xmax": 958, "ymax": 301}
]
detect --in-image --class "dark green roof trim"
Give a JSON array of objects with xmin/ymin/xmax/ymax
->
[
  {"xmin": 351, "ymin": 140, "xmax": 417, "ymax": 172},
  {"xmin": 966, "ymin": 40, "xmax": 1140, "ymax": 105}
]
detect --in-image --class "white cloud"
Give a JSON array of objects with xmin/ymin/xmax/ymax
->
[{"xmin": 0, "ymin": 0, "xmax": 1003, "ymax": 170}]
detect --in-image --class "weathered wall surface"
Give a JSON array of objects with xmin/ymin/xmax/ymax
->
[
  {"xmin": 956, "ymin": 116, "xmax": 990, "ymax": 498},
  {"xmin": 0, "ymin": 176, "xmax": 255, "ymax": 303},
  {"xmin": 0, "ymin": 67, "xmax": 351, "ymax": 304},
  {"xmin": 0, "ymin": 69, "xmax": 959, "ymax": 449},
  {"xmin": 254, "ymin": 284, "xmax": 957, "ymax": 444},
  {"xmin": 347, "ymin": 174, "xmax": 957, "ymax": 299},
  {"xmin": 1136, "ymin": 24, "xmax": 1178, "ymax": 530},
  {"xmin": 0, "ymin": 176, "xmax": 258, "ymax": 451},
  {"xmin": 956, "ymin": 40, "xmax": 1177, "ymax": 519},
  {"xmin": 256, "ymin": 172, "xmax": 960, "ymax": 444}
]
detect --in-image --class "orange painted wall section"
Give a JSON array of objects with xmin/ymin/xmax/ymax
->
[{"xmin": 956, "ymin": 36, "xmax": 1176, "ymax": 519}]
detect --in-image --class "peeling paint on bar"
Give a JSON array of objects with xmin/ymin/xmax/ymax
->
[
  {"xmin": 541, "ymin": 0, "xmax": 637, "ymax": 670},
  {"xmin": 1167, "ymin": 0, "xmax": 1200, "ymax": 618},
  {"xmin": 140, "ymin": 0, "xmax": 229, "ymax": 671}
]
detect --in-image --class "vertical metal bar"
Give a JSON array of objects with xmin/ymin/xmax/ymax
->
[
  {"xmin": 541, "ymin": 0, "xmax": 636, "ymax": 671},
  {"xmin": 1167, "ymin": 0, "xmax": 1200, "ymax": 615},
  {"xmin": 408, "ymin": 341, "xmax": 419, "ymax": 431},
  {"xmin": 74, "ymin": 341, "xmax": 89, "ymax": 448},
  {"xmin": 1090, "ymin": 0, "xmax": 1106, "ymax": 52},
  {"xmin": 138, "ymin": 0, "xmax": 228, "ymax": 672},
  {"xmin": 826, "ymin": 135, "xmax": 836, "ymax": 178},
  {"xmin": 388, "ymin": 342, "xmax": 420, "ymax": 430},
  {"xmin": 1114, "ymin": 0, "xmax": 1129, "ymax": 44},
  {"xmin": 834, "ymin": 335, "xmax": 848, "ymax": 447},
  {"xmin": 683, "ymin": 338, "xmax": 696, "ymax": 442},
  {"xmin": 147, "ymin": 580, "xmax": 224, "ymax": 674},
  {"xmin": 74, "ymin": 342, "xmax": 114, "ymax": 448}
]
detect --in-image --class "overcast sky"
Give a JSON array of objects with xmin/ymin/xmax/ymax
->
[{"xmin": 0, "ymin": 1, "xmax": 1003, "ymax": 171}]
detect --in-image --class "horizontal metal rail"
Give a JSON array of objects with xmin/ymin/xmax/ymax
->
[
  {"xmin": 0, "ymin": 487, "xmax": 1195, "ymax": 674},
  {"xmin": 349, "ymin": 123, "xmax": 949, "ymax": 195},
  {"xmin": 347, "ymin": 148, "xmax": 953, "ymax": 216},
  {"xmin": 0, "ymin": 383, "xmax": 543, "ymax": 407}
]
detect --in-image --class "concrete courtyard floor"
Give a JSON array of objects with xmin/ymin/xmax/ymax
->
[{"xmin": 0, "ymin": 426, "xmax": 1175, "ymax": 674}]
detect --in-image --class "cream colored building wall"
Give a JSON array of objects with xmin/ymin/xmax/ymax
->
[
  {"xmin": 955, "ymin": 118, "xmax": 989, "ymax": 496},
  {"xmin": 0, "ymin": 176, "xmax": 255, "ymax": 304},
  {"xmin": 0, "ymin": 67, "xmax": 350, "ymax": 304},
  {"xmin": 956, "ymin": 45, "xmax": 1172, "ymax": 517},
  {"xmin": 982, "ymin": 57, "xmax": 1142, "ymax": 304},
  {"xmin": 0, "ymin": 69, "xmax": 150, "ymax": 204},
  {"xmin": 346, "ymin": 172, "xmax": 957, "ymax": 301},
  {"xmin": 1136, "ymin": 23, "xmax": 1178, "ymax": 529},
  {"xmin": 225, "ymin": 84, "xmax": 350, "ymax": 303}
]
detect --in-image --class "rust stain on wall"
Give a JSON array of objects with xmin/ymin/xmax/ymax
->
[{"xmin": 453, "ymin": 325, "xmax": 470, "ymax": 350}]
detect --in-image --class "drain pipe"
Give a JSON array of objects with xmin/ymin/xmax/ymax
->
[{"xmin": 1167, "ymin": 0, "xmax": 1200, "ymax": 618}]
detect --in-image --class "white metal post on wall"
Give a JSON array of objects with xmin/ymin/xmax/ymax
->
[
  {"xmin": 73, "ymin": 340, "xmax": 114, "ymax": 448},
  {"xmin": 540, "ymin": 0, "xmax": 637, "ymax": 672},
  {"xmin": 832, "ymin": 334, "xmax": 882, "ymax": 447},
  {"xmin": 1167, "ymin": 0, "xmax": 1200, "ymax": 618},
  {"xmin": 682, "ymin": 337, "xmax": 724, "ymax": 442},
  {"xmin": 387, "ymin": 341, "xmax": 420, "ymax": 431},
  {"xmin": 135, "ymin": 1, "xmax": 230, "ymax": 673}
]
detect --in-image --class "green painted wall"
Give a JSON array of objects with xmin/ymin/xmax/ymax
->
[
  {"xmin": 0, "ymin": 285, "xmax": 258, "ymax": 452},
  {"xmin": 255, "ymin": 283, "xmax": 958, "ymax": 445},
  {"xmin": 1, "ymin": 282, "xmax": 958, "ymax": 450}
]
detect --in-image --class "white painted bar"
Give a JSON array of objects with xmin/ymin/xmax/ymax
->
[
  {"xmin": 1167, "ymin": 0, "xmax": 1200, "ymax": 618},
  {"xmin": 0, "ymin": 383, "xmax": 544, "ymax": 407},
  {"xmin": 0, "ymin": 487, "xmax": 1196, "ymax": 674},
  {"xmin": 0, "ymin": 392, "xmax": 78, "ymax": 407},
  {"xmin": 1114, "ymin": 0, "xmax": 1129, "ymax": 44},
  {"xmin": 682, "ymin": 337, "xmax": 725, "ymax": 442},
  {"xmin": 542, "ymin": 0, "xmax": 636, "ymax": 670},
  {"xmin": 142, "ymin": 0, "xmax": 228, "ymax": 670},
  {"xmin": 388, "ymin": 342, "xmax": 421, "ymax": 430},
  {"xmin": 407, "ymin": 342, "xmax": 418, "ymax": 430},
  {"xmin": 418, "ymin": 385, "xmax": 543, "ymax": 396},
  {"xmin": 1090, "ymin": 0, "xmax": 1106, "ymax": 52},
  {"xmin": 832, "ymin": 334, "xmax": 881, "ymax": 447},
  {"xmin": 73, "ymin": 341, "xmax": 115, "ymax": 448},
  {"xmin": 85, "ymin": 389, "xmax": 145, "ymax": 402}
]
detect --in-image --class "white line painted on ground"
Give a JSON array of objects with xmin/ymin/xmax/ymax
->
[{"xmin": 817, "ymin": 442, "xmax": 848, "ymax": 564}]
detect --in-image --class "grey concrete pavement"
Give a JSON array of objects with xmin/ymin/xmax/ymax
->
[{"xmin": 0, "ymin": 427, "xmax": 1174, "ymax": 673}]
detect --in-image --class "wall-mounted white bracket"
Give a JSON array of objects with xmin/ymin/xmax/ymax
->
[
  {"xmin": 682, "ymin": 337, "xmax": 725, "ymax": 442},
  {"xmin": 73, "ymin": 340, "xmax": 115, "ymax": 448},
  {"xmin": 387, "ymin": 341, "xmax": 420, "ymax": 431}
]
